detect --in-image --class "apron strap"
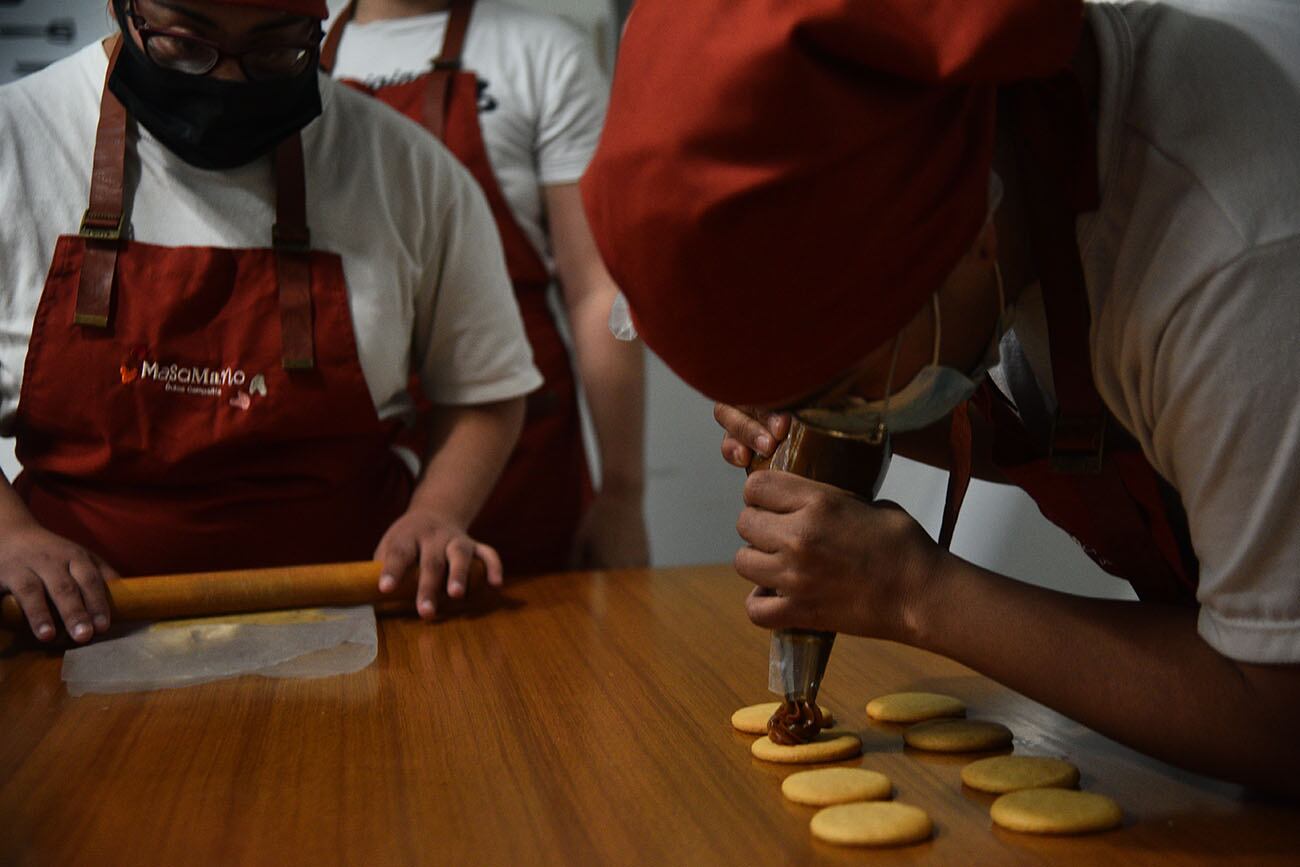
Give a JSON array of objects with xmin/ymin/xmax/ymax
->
[
  {"xmin": 78, "ymin": 37, "xmax": 315, "ymax": 367},
  {"xmin": 273, "ymin": 134, "xmax": 315, "ymax": 369},
  {"xmin": 75, "ymin": 37, "xmax": 129, "ymax": 328},
  {"xmin": 1006, "ymin": 74, "xmax": 1106, "ymax": 474},
  {"xmin": 319, "ymin": 0, "xmax": 474, "ymax": 141},
  {"xmin": 937, "ymin": 401, "xmax": 973, "ymax": 551},
  {"xmin": 318, "ymin": 0, "xmax": 354, "ymax": 72},
  {"xmin": 423, "ymin": 0, "xmax": 474, "ymax": 140}
]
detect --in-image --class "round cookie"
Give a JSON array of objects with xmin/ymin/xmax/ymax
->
[
  {"xmin": 866, "ymin": 692, "xmax": 966, "ymax": 724},
  {"xmin": 903, "ymin": 719, "xmax": 1013, "ymax": 753},
  {"xmin": 810, "ymin": 801, "xmax": 933, "ymax": 847},
  {"xmin": 990, "ymin": 788, "xmax": 1122, "ymax": 835},
  {"xmin": 751, "ymin": 730, "xmax": 862, "ymax": 764},
  {"xmin": 962, "ymin": 755, "xmax": 1080, "ymax": 794},
  {"xmin": 781, "ymin": 768, "xmax": 892, "ymax": 806},
  {"xmin": 731, "ymin": 702, "xmax": 834, "ymax": 734}
]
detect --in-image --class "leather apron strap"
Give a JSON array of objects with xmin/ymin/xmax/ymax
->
[
  {"xmin": 77, "ymin": 36, "xmax": 315, "ymax": 369},
  {"xmin": 273, "ymin": 134, "xmax": 315, "ymax": 369},
  {"xmin": 1007, "ymin": 74, "xmax": 1106, "ymax": 473},
  {"xmin": 422, "ymin": 0, "xmax": 472, "ymax": 140},
  {"xmin": 318, "ymin": 1, "xmax": 355, "ymax": 71},
  {"xmin": 321, "ymin": 0, "xmax": 473, "ymax": 141},
  {"xmin": 74, "ymin": 38, "xmax": 128, "ymax": 328}
]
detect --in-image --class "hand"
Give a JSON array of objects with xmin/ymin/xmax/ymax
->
[
  {"xmin": 714, "ymin": 404, "xmax": 792, "ymax": 468},
  {"xmin": 374, "ymin": 509, "xmax": 503, "ymax": 621},
  {"xmin": 570, "ymin": 489, "xmax": 649, "ymax": 569},
  {"xmin": 0, "ymin": 522, "xmax": 117, "ymax": 643},
  {"xmin": 734, "ymin": 470, "xmax": 942, "ymax": 640}
]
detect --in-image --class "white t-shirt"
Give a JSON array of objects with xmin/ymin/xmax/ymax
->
[
  {"xmin": 326, "ymin": 0, "xmax": 609, "ymax": 273},
  {"xmin": 1011, "ymin": 0, "xmax": 1300, "ymax": 663},
  {"xmin": 0, "ymin": 43, "xmax": 542, "ymax": 440}
]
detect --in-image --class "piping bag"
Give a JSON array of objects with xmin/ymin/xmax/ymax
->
[
  {"xmin": 750, "ymin": 403, "xmax": 975, "ymax": 743},
  {"xmin": 748, "ymin": 420, "xmax": 893, "ymax": 744}
]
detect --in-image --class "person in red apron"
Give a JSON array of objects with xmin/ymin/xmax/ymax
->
[
  {"xmin": 0, "ymin": 0, "xmax": 537, "ymax": 641},
  {"xmin": 318, "ymin": 0, "xmax": 648, "ymax": 576},
  {"xmin": 581, "ymin": 0, "xmax": 1300, "ymax": 794}
]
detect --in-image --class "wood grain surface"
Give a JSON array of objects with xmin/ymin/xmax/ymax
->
[{"xmin": 1, "ymin": 564, "xmax": 1296, "ymax": 866}]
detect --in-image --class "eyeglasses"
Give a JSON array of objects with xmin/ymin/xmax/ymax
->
[{"xmin": 126, "ymin": 1, "xmax": 322, "ymax": 82}]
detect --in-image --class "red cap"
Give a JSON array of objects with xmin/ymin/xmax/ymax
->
[
  {"xmin": 209, "ymin": 0, "xmax": 328, "ymax": 18},
  {"xmin": 583, "ymin": 0, "xmax": 1082, "ymax": 406}
]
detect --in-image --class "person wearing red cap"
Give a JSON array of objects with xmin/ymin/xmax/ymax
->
[
  {"xmin": 583, "ymin": 1, "xmax": 1300, "ymax": 792},
  {"xmin": 317, "ymin": 0, "xmax": 648, "ymax": 577},
  {"xmin": 0, "ymin": 0, "xmax": 541, "ymax": 640}
]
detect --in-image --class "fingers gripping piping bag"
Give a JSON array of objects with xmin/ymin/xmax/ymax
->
[{"xmin": 748, "ymin": 421, "xmax": 892, "ymax": 744}]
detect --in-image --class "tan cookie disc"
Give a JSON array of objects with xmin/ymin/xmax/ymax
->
[
  {"xmin": 903, "ymin": 718, "xmax": 1013, "ymax": 753},
  {"xmin": 961, "ymin": 755, "xmax": 1080, "ymax": 794},
  {"xmin": 866, "ymin": 692, "xmax": 966, "ymax": 723},
  {"xmin": 990, "ymin": 788, "xmax": 1122, "ymax": 835},
  {"xmin": 781, "ymin": 768, "xmax": 892, "ymax": 806},
  {"xmin": 751, "ymin": 730, "xmax": 862, "ymax": 764},
  {"xmin": 730, "ymin": 702, "xmax": 834, "ymax": 734},
  {"xmin": 810, "ymin": 801, "xmax": 933, "ymax": 847}
]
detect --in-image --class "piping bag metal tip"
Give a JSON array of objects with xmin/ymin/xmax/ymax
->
[{"xmin": 768, "ymin": 627, "xmax": 836, "ymax": 702}]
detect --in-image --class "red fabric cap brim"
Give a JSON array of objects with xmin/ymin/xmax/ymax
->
[{"xmin": 582, "ymin": 0, "xmax": 1081, "ymax": 407}]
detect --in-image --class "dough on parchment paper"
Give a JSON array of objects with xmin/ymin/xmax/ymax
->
[
  {"xmin": 902, "ymin": 718, "xmax": 1013, "ymax": 753},
  {"xmin": 961, "ymin": 755, "xmax": 1080, "ymax": 794},
  {"xmin": 781, "ymin": 767, "xmax": 892, "ymax": 806},
  {"xmin": 751, "ymin": 730, "xmax": 862, "ymax": 764},
  {"xmin": 810, "ymin": 801, "xmax": 933, "ymax": 847},
  {"xmin": 730, "ymin": 702, "xmax": 834, "ymax": 734},
  {"xmin": 990, "ymin": 788, "xmax": 1122, "ymax": 834},
  {"xmin": 866, "ymin": 692, "xmax": 966, "ymax": 724}
]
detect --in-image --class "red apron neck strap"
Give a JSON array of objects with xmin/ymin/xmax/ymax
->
[
  {"xmin": 272, "ymin": 134, "xmax": 315, "ymax": 370},
  {"xmin": 1006, "ymin": 73, "xmax": 1106, "ymax": 474},
  {"xmin": 422, "ymin": 0, "xmax": 474, "ymax": 140},
  {"xmin": 318, "ymin": 0, "xmax": 355, "ymax": 72},
  {"xmin": 437, "ymin": 0, "xmax": 473, "ymax": 64},
  {"xmin": 938, "ymin": 401, "xmax": 973, "ymax": 550},
  {"xmin": 75, "ymin": 36, "xmax": 129, "ymax": 328}
]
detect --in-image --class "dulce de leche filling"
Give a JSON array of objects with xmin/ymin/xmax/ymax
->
[{"xmin": 766, "ymin": 699, "xmax": 825, "ymax": 745}]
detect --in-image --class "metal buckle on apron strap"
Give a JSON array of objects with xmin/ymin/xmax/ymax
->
[
  {"xmin": 1049, "ymin": 410, "xmax": 1106, "ymax": 474},
  {"xmin": 78, "ymin": 209, "xmax": 125, "ymax": 243}
]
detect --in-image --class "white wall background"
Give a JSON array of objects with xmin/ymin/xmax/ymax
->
[{"xmin": 0, "ymin": 0, "xmax": 1134, "ymax": 601}]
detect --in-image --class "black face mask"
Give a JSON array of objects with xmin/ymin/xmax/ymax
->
[{"xmin": 107, "ymin": 2, "xmax": 322, "ymax": 171}]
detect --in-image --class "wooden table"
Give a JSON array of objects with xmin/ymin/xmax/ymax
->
[{"xmin": 1, "ymin": 564, "xmax": 1297, "ymax": 866}]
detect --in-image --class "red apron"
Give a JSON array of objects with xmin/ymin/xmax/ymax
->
[
  {"xmin": 968, "ymin": 74, "xmax": 1198, "ymax": 603},
  {"xmin": 12, "ymin": 40, "xmax": 413, "ymax": 577},
  {"xmin": 322, "ymin": 0, "xmax": 592, "ymax": 575}
]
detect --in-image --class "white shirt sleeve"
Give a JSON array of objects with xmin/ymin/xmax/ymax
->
[
  {"xmin": 1150, "ymin": 240, "xmax": 1300, "ymax": 663},
  {"xmin": 532, "ymin": 21, "xmax": 609, "ymax": 186},
  {"xmin": 415, "ymin": 159, "xmax": 542, "ymax": 405}
]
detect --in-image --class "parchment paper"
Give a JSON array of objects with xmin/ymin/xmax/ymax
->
[{"xmin": 61, "ymin": 605, "xmax": 377, "ymax": 696}]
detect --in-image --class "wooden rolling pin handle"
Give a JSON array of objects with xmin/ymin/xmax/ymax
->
[{"xmin": 0, "ymin": 558, "xmax": 487, "ymax": 633}]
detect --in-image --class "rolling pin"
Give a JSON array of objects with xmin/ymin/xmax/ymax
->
[{"xmin": 0, "ymin": 559, "xmax": 487, "ymax": 632}]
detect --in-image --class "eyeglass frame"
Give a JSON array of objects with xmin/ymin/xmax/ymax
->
[{"xmin": 123, "ymin": 0, "xmax": 323, "ymax": 82}]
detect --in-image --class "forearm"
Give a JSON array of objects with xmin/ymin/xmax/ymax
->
[
  {"xmin": 411, "ymin": 398, "xmax": 525, "ymax": 526},
  {"xmin": 904, "ymin": 554, "xmax": 1300, "ymax": 794},
  {"xmin": 569, "ymin": 291, "xmax": 646, "ymax": 495},
  {"xmin": 547, "ymin": 181, "xmax": 645, "ymax": 496}
]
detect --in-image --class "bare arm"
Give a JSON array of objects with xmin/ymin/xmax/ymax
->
[
  {"xmin": 375, "ymin": 397, "xmax": 524, "ymax": 617},
  {"xmin": 545, "ymin": 183, "xmax": 648, "ymax": 568},
  {"xmin": 737, "ymin": 471, "xmax": 1300, "ymax": 795},
  {"xmin": 912, "ymin": 553, "xmax": 1300, "ymax": 794}
]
